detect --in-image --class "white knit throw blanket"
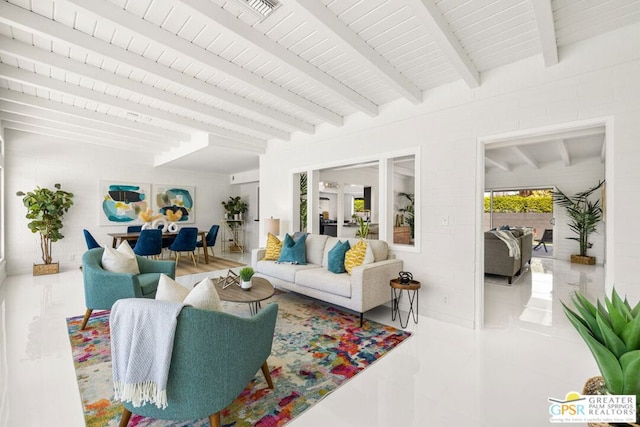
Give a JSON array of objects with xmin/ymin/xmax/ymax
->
[
  {"xmin": 110, "ymin": 298, "xmax": 185, "ymax": 409},
  {"xmin": 491, "ymin": 230, "xmax": 521, "ymax": 259}
]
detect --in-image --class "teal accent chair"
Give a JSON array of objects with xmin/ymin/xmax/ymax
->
[
  {"xmin": 118, "ymin": 303, "xmax": 279, "ymax": 427},
  {"xmin": 80, "ymin": 248, "xmax": 175, "ymax": 330}
]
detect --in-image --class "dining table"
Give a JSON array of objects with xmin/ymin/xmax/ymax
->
[{"xmin": 107, "ymin": 229, "xmax": 210, "ymax": 264}]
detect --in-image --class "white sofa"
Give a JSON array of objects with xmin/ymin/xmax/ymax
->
[{"xmin": 251, "ymin": 234, "xmax": 403, "ymax": 325}]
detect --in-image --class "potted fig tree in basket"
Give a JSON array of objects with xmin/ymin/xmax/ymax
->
[
  {"xmin": 563, "ymin": 289, "xmax": 640, "ymax": 425},
  {"xmin": 16, "ymin": 183, "xmax": 74, "ymax": 275},
  {"xmin": 553, "ymin": 180, "xmax": 604, "ymax": 265}
]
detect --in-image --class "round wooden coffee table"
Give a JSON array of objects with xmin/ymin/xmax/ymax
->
[{"xmin": 214, "ymin": 276, "xmax": 274, "ymax": 315}]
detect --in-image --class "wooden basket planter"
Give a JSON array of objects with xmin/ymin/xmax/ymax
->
[
  {"xmin": 33, "ymin": 262, "xmax": 59, "ymax": 276},
  {"xmin": 583, "ymin": 376, "xmax": 639, "ymax": 427},
  {"xmin": 571, "ymin": 254, "xmax": 596, "ymax": 265}
]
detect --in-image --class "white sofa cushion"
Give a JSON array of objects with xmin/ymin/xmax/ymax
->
[
  {"xmin": 305, "ymin": 234, "xmax": 329, "ymax": 265},
  {"xmin": 295, "ymin": 268, "xmax": 351, "ymax": 298},
  {"xmin": 256, "ymin": 260, "xmax": 319, "ymax": 283}
]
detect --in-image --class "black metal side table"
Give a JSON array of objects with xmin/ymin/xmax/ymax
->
[{"xmin": 390, "ymin": 278, "xmax": 421, "ymax": 328}]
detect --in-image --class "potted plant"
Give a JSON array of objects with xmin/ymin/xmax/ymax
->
[
  {"xmin": 16, "ymin": 183, "xmax": 74, "ymax": 275},
  {"xmin": 221, "ymin": 196, "xmax": 248, "ymax": 220},
  {"xmin": 563, "ymin": 289, "xmax": 640, "ymax": 424},
  {"xmin": 398, "ymin": 192, "xmax": 415, "ymax": 240},
  {"xmin": 221, "ymin": 196, "xmax": 238, "ymax": 219},
  {"xmin": 356, "ymin": 217, "xmax": 370, "ymax": 239},
  {"xmin": 553, "ymin": 180, "xmax": 604, "ymax": 265},
  {"xmin": 234, "ymin": 198, "xmax": 248, "ymax": 220},
  {"xmin": 238, "ymin": 266, "xmax": 254, "ymax": 290}
]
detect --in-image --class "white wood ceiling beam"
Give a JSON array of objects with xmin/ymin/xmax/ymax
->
[
  {"xmin": 292, "ymin": 0, "xmax": 422, "ymax": 104},
  {"xmin": 0, "ymin": 64, "xmax": 267, "ymax": 149},
  {"xmin": 0, "ymin": 111, "xmax": 171, "ymax": 150},
  {"xmin": 511, "ymin": 146, "xmax": 539, "ymax": 169},
  {"xmin": 64, "ymin": 0, "xmax": 345, "ymax": 126},
  {"xmin": 556, "ymin": 139, "xmax": 571, "ymax": 167},
  {"xmin": 0, "ymin": 101, "xmax": 174, "ymax": 148},
  {"xmin": 530, "ymin": 0, "xmax": 559, "ymax": 66},
  {"xmin": 408, "ymin": 0, "xmax": 480, "ymax": 88},
  {"xmin": 1, "ymin": 120, "xmax": 151, "ymax": 152},
  {"xmin": 0, "ymin": 36, "xmax": 289, "ymax": 141},
  {"xmin": 178, "ymin": 0, "xmax": 380, "ymax": 115},
  {"xmin": 0, "ymin": 108, "xmax": 173, "ymax": 148},
  {"xmin": 0, "ymin": 88, "xmax": 188, "ymax": 141},
  {"xmin": 0, "ymin": 1, "xmax": 317, "ymax": 133},
  {"xmin": 485, "ymin": 156, "xmax": 511, "ymax": 172}
]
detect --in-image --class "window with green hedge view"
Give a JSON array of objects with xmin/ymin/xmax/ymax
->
[{"xmin": 484, "ymin": 190, "xmax": 552, "ymax": 213}]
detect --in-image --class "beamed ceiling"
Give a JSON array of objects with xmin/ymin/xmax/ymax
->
[{"xmin": 0, "ymin": 0, "xmax": 638, "ymax": 173}]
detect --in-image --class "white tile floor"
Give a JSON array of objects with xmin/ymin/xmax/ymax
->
[{"xmin": 0, "ymin": 255, "xmax": 601, "ymax": 426}]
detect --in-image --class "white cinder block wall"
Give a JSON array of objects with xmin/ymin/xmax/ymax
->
[
  {"xmin": 260, "ymin": 22, "xmax": 640, "ymax": 327},
  {"xmin": 6, "ymin": 131, "xmax": 242, "ymax": 276}
]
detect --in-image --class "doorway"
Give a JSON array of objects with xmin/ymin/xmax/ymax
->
[{"xmin": 476, "ymin": 118, "xmax": 611, "ymax": 329}]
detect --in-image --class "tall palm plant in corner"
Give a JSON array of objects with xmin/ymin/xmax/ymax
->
[{"xmin": 552, "ymin": 180, "xmax": 604, "ymax": 260}]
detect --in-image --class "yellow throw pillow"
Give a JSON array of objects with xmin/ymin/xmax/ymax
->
[
  {"xmin": 264, "ymin": 232, "xmax": 283, "ymax": 260},
  {"xmin": 344, "ymin": 239, "xmax": 368, "ymax": 274}
]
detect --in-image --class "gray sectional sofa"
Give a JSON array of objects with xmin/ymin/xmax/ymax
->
[
  {"xmin": 251, "ymin": 234, "xmax": 403, "ymax": 324},
  {"xmin": 484, "ymin": 228, "xmax": 533, "ymax": 284}
]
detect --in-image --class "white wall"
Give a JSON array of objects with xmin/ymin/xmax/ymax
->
[
  {"xmin": 0, "ymin": 124, "xmax": 5, "ymax": 286},
  {"xmin": 239, "ymin": 181, "xmax": 259, "ymax": 255},
  {"xmin": 485, "ymin": 160, "xmax": 606, "ymax": 263},
  {"xmin": 260, "ymin": 23, "xmax": 640, "ymax": 327},
  {"xmin": 6, "ymin": 130, "xmax": 239, "ymax": 276}
]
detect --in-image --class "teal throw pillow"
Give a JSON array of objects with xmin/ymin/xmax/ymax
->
[
  {"xmin": 327, "ymin": 240, "xmax": 350, "ymax": 274},
  {"xmin": 277, "ymin": 233, "xmax": 307, "ymax": 264}
]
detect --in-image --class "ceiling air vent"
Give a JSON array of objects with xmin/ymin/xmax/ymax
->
[{"xmin": 229, "ymin": 0, "xmax": 280, "ymax": 20}]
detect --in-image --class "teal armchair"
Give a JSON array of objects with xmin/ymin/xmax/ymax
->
[
  {"xmin": 118, "ymin": 303, "xmax": 279, "ymax": 427},
  {"xmin": 81, "ymin": 247, "xmax": 175, "ymax": 329}
]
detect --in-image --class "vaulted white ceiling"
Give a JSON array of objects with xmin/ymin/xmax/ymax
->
[{"xmin": 0, "ymin": 0, "xmax": 638, "ymax": 173}]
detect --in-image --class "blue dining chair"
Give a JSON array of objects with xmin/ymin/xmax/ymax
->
[
  {"xmin": 133, "ymin": 229, "xmax": 163, "ymax": 259},
  {"xmin": 196, "ymin": 225, "xmax": 219, "ymax": 260},
  {"xmin": 127, "ymin": 225, "xmax": 142, "ymax": 248},
  {"xmin": 83, "ymin": 229, "xmax": 101, "ymax": 249},
  {"xmin": 168, "ymin": 227, "xmax": 199, "ymax": 267}
]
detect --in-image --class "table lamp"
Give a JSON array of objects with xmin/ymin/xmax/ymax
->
[{"xmin": 265, "ymin": 217, "xmax": 280, "ymax": 236}]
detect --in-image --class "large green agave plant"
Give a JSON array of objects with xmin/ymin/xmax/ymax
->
[{"xmin": 563, "ymin": 289, "xmax": 640, "ymax": 417}]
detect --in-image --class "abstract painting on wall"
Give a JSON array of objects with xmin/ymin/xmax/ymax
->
[
  {"xmin": 153, "ymin": 185, "xmax": 195, "ymax": 223},
  {"xmin": 100, "ymin": 181, "xmax": 151, "ymax": 225}
]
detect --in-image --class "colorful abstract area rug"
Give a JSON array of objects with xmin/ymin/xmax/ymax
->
[{"xmin": 67, "ymin": 292, "xmax": 412, "ymax": 427}]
